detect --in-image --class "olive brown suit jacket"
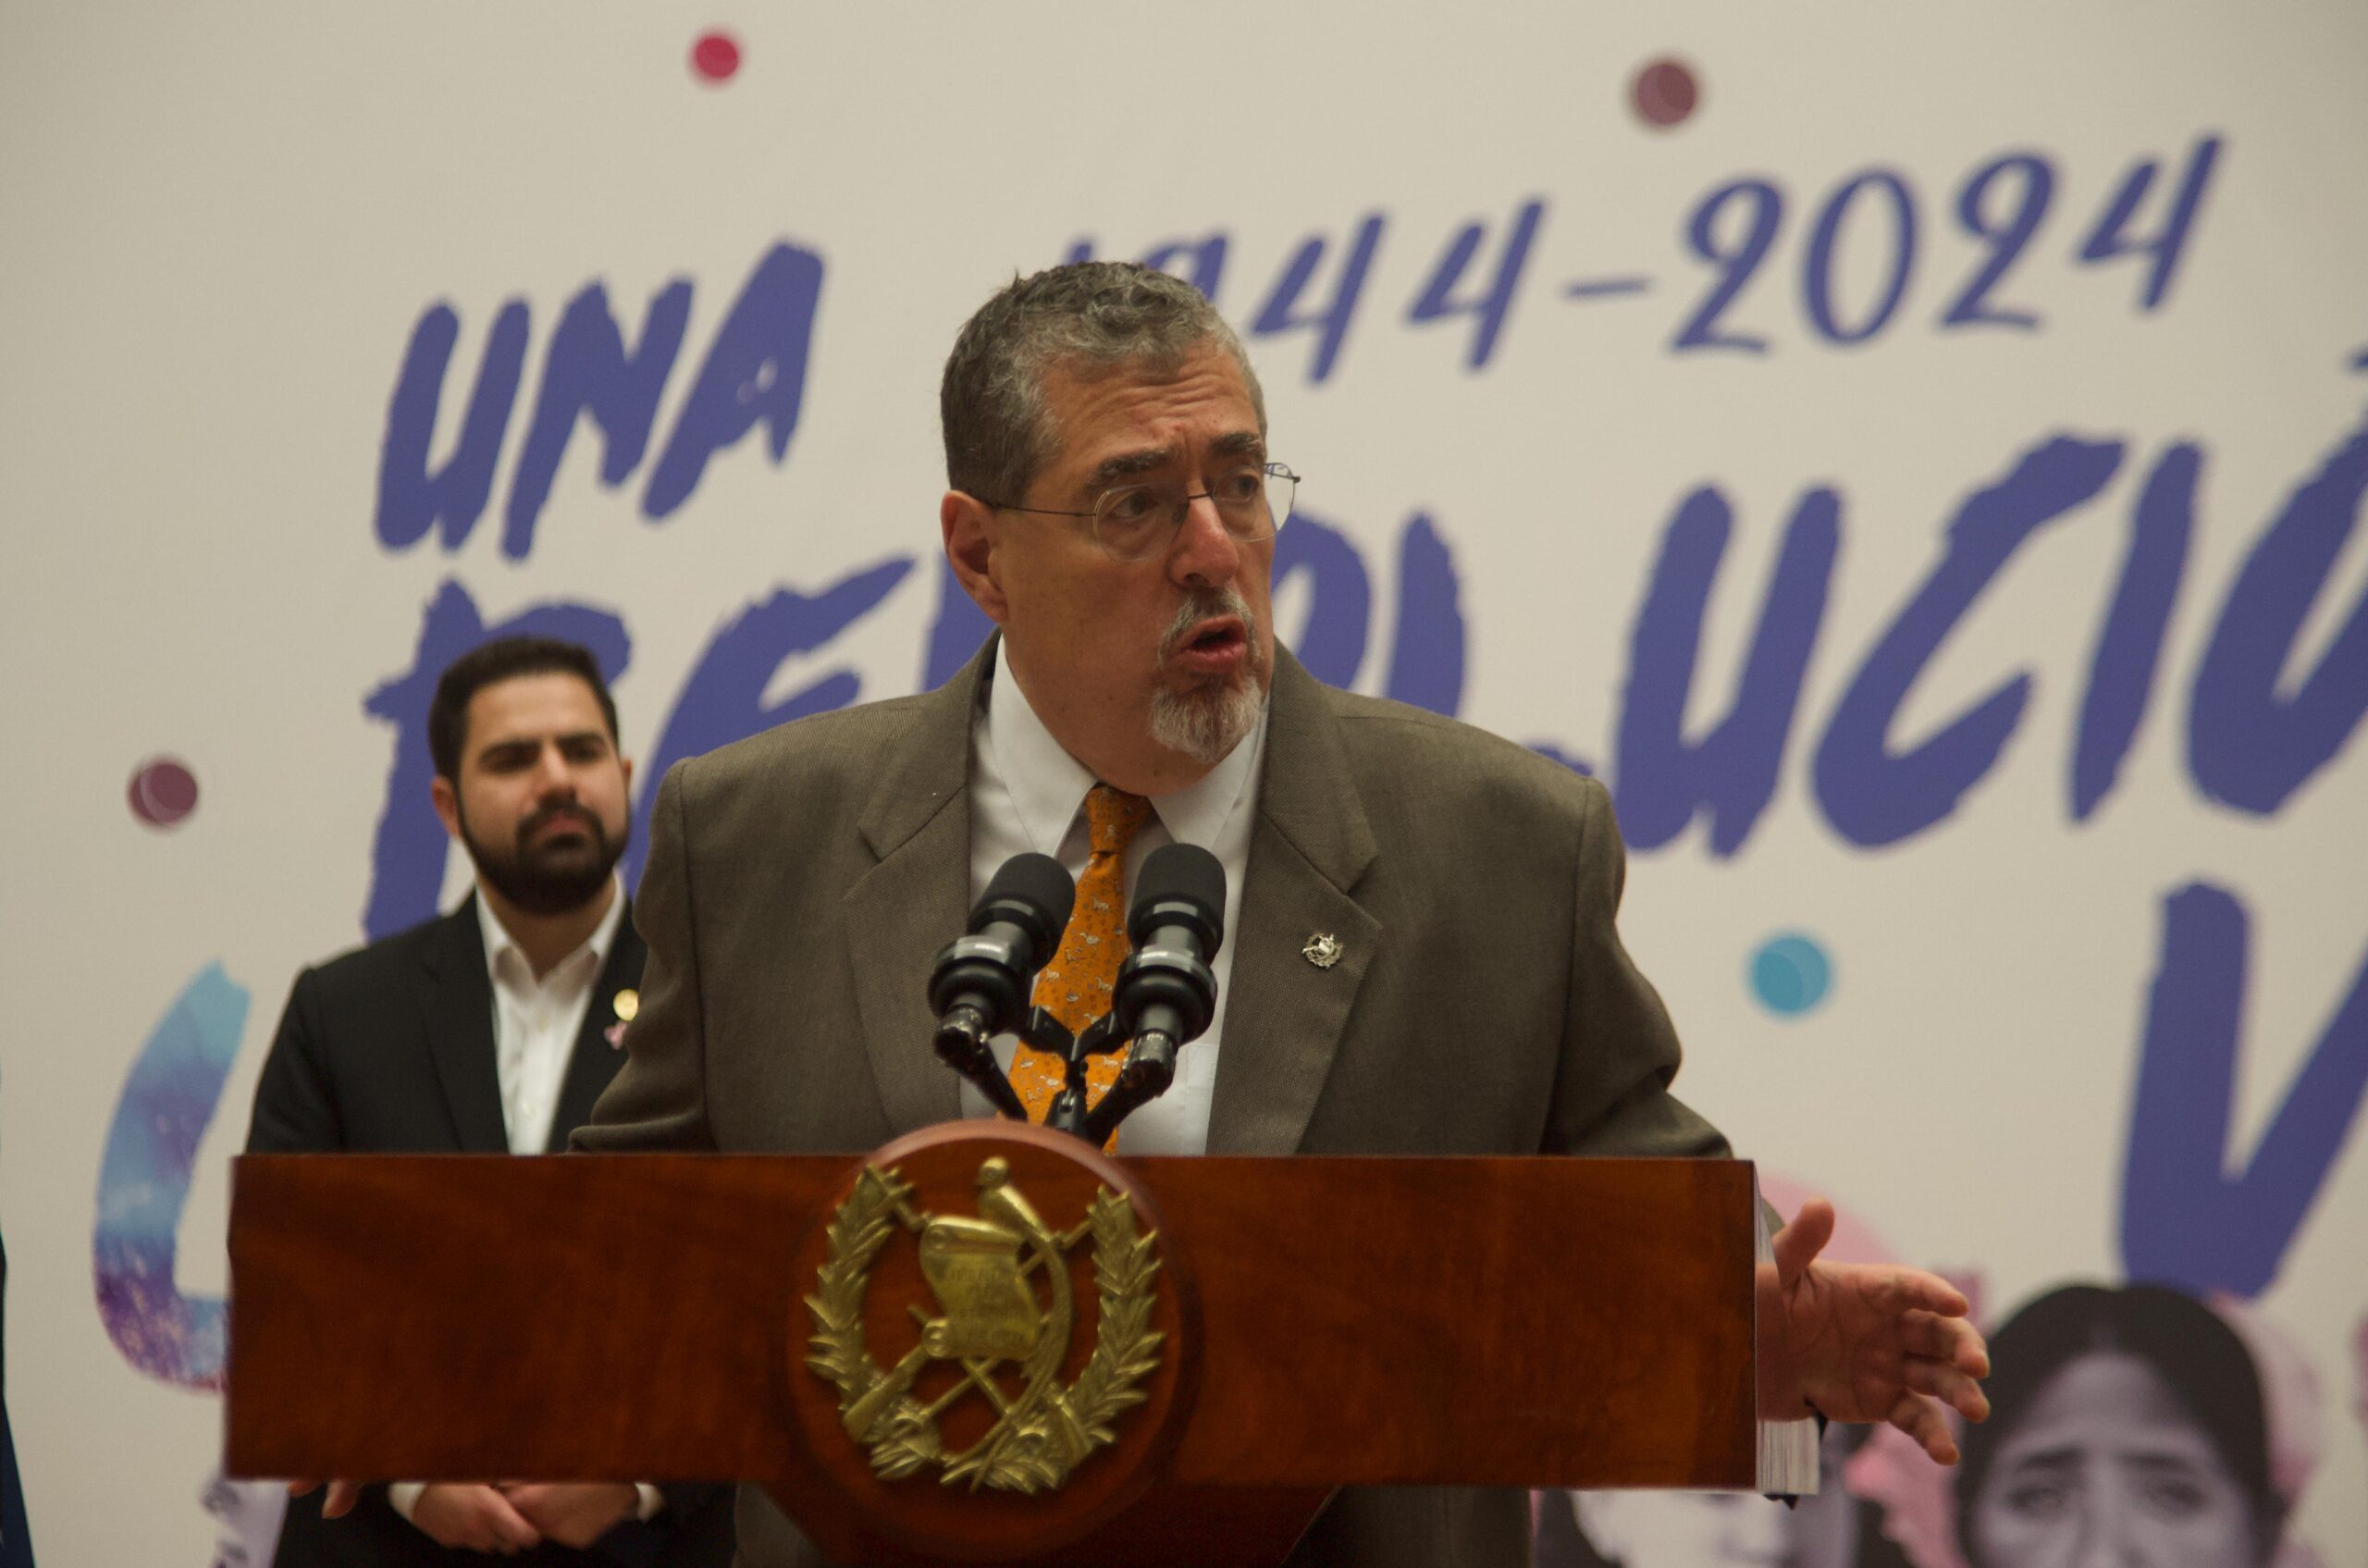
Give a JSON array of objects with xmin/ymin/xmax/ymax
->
[{"xmin": 576, "ymin": 639, "xmax": 1730, "ymax": 1568}]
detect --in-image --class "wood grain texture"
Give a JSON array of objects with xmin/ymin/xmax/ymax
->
[
  {"xmin": 1151, "ymin": 1154, "xmax": 1756, "ymax": 1489},
  {"xmin": 229, "ymin": 1142, "xmax": 1755, "ymax": 1563}
]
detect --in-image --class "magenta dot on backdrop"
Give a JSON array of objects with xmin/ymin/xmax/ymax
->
[
  {"xmin": 1631, "ymin": 57, "xmax": 1700, "ymax": 129},
  {"xmin": 691, "ymin": 30, "xmax": 742, "ymax": 83},
  {"xmin": 130, "ymin": 757, "xmax": 200, "ymax": 828}
]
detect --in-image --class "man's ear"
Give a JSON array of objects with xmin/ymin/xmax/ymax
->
[
  {"xmin": 429, "ymin": 775, "xmax": 464, "ymax": 844},
  {"xmin": 941, "ymin": 490, "xmax": 1009, "ymax": 623}
]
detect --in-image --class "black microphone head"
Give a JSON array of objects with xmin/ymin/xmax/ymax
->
[
  {"xmin": 1128, "ymin": 842, "xmax": 1226, "ymax": 953},
  {"xmin": 973, "ymin": 851, "xmax": 1077, "ymax": 960}
]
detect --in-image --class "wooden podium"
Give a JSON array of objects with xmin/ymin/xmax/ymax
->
[{"xmin": 228, "ymin": 1122, "xmax": 1758, "ymax": 1565}]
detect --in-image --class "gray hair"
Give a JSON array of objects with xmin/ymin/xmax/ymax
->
[{"xmin": 941, "ymin": 261, "xmax": 1267, "ymax": 507}]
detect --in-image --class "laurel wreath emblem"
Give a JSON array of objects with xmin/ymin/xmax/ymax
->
[{"xmin": 804, "ymin": 1164, "xmax": 1163, "ymax": 1492}]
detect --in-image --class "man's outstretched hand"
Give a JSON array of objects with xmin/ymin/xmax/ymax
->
[{"xmin": 1757, "ymin": 1197, "xmax": 1991, "ymax": 1463}]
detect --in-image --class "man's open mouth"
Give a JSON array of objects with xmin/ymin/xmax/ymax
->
[{"xmin": 1170, "ymin": 616, "xmax": 1248, "ymax": 674}]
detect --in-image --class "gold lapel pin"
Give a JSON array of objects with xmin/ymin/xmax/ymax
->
[
  {"xmin": 612, "ymin": 988, "xmax": 640, "ymax": 1022},
  {"xmin": 1301, "ymin": 933, "xmax": 1343, "ymax": 969}
]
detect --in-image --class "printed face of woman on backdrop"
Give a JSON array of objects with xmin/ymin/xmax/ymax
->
[{"xmin": 1968, "ymin": 1349, "xmax": 2262, "ymax": 1568}]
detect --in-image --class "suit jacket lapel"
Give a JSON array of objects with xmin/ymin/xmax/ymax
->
[
  {"xmin": 1205, "ymin": 649, "xmax": 1380, "ymax": 1154},
  {"xmin": 842, "ymin": 642, "xmax": 991, "ymax": 1133},
  {"xmin": 544, "ymin": 904, "xmax": 646, "ymax": 1152},
  {"xmin": 421, "ymin": 897, "xmax": 512, "ymax": 1154}
]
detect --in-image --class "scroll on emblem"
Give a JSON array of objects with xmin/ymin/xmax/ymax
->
[{"xmin": 804, "ymin": 1155, "xmax": 1165, "ymax": 1493}]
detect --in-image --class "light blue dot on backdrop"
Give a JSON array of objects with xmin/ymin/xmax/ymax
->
[{"xmin": 1750, "ymin": 933, "xmax": 1832, "ymax": 1017}]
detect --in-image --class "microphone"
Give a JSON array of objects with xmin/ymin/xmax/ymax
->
[
  {"xmin": 1079, "ymin": 843, "xmax": 1226, "ymax": 1144},
  {"xmin": 928, "ymin": 853, "xmax": 1076, "ymax": 1118}
]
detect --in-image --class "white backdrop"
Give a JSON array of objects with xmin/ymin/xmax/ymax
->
[{"xmin": 4, "ymin": 2, "xmax": 2364, "ymax": 1562}]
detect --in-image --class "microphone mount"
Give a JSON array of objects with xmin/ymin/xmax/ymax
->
[{"xmin": 929, "ymin": 845, "xmax": 1226, "ymax": 1149}]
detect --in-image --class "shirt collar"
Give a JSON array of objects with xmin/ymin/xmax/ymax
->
[
  {"xmin": 472, "ymin": 876, "xmax": 625, "ymax": 986},
  {"xmin": 984, "ymin": 642, "xmax": 1268, "ymax": 852}
]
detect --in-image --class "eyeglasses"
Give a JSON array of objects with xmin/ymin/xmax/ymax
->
[{"xmin": 987, "ymin": 463, "xmax": 1299, "ymax": 563}]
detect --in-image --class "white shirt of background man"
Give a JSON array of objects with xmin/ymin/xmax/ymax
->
[{"xmin": 477, "ymin": 881, "xmax": 625, "ymax": 1155}]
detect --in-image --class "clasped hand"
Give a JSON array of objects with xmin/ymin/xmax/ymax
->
[{"xmin": 290, "ymin": 1478, "xmax": 639, "ymax": 1553}]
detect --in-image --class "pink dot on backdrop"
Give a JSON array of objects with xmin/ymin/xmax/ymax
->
[
  {"xmin": 691, "ymin": 30, "xmax": 742, "ymax": 83},
  {"xmin": 130, "ymin": 757, "xmax": 200, "ymax": 829},
  {"xmin": 1631, "ymin": 56, "xmax": 1700, "ymax": 129}
]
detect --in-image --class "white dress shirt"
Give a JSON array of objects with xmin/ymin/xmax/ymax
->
[
  {"xmin": 474, "ymin": 883, "xmax": 624, "ymax": 1155},
  {"xmin": 956, "ymin": 645, "xmax": 1265, "ymax": 1155}
]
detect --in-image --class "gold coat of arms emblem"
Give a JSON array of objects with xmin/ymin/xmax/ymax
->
[{"xmin": 805, "ymin": 1156, "xmax": 1164, "ymax": 1493}]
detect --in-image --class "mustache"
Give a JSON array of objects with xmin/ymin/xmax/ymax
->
[
  {"xmin": 518, "ymin": 800, "xmax": 602, "ymax": 846},
  {"xmin": 1155, "ymin": 587, "xmax": 1260, "ymax": 667}
]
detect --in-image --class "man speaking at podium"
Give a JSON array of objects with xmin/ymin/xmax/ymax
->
[{"xmin": 575, "ymin": 262, "xmax": 1991, "ymax": 1566}]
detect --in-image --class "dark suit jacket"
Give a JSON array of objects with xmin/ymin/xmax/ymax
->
[
  {"xmin": 578, "ymin": 642, "xmax": 1731, "ymax": 1568},
  {"xmin": 247, "ymin": 895, "xmax": 734, "ymax": 1568}
]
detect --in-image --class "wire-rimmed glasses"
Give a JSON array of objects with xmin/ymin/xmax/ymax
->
[{"xmin": 988, "ymin": 463, "xmax": 1299, "ymax": 562}]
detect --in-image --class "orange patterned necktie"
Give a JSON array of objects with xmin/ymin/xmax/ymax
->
[{"xmin": 1007, "ymin": 782, "xmax": 1153, "ymax": 1128}]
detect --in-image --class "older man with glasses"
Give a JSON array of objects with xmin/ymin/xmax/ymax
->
[{"xmin": 575, "ymin": 261, "xmax": 1990, "ymax": 1568}]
